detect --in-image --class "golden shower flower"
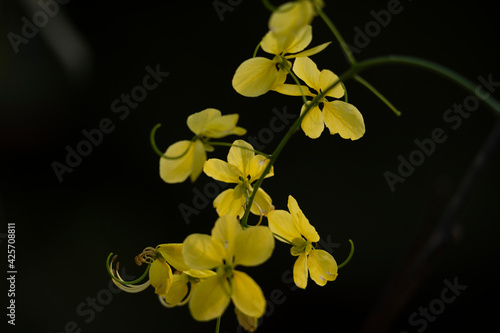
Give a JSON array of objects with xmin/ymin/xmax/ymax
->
[
  {"xmin": 232, "ymin": 25, "xmax": 330, "ymax": 97},
  {"xmin": 182, "ymin": 215, "xmax": 275, "ymax": 321},
  {"xmin": 203, "ymin": 139, "xmax": 274, "ymax": 218},
  {"xmin": 158, "ymin": 269, "xmax": 216, "ymax": 308},
  {"xmin": 268, "ymin": 0, "xmax": 324, "ymax": 37},
  {"xmin": 159, "ymin": 108, "xmax": 246, "ymax": 183},
  {"xmin": 267, "ymin": 195, "xmax": 338, "ymax": 289},
  {"xmin": 273, "ymin": 56, "xmax": 365, "ymax": 140}
]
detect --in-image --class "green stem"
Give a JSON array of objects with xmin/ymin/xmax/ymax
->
[
  {"xmin": 215, "ymin": 316, "xmax": 221, "ymax": 333},
  {"xmin": 253, "ymin": 43, "xmax": 261, "ymax": 58},
  {"xmin": 150, "ymin": 123, "xmax": 195, "ymax": 160},
  {"xmin": 273, "ymin": 233, "xmax": 293, "ymax": 245},
  {"xmin": 208, "ymin": 141, "xmax": 271, "ymax": 158},
  {"xmin": 354, "ymin": 75, "xmax": 401, "ymax": 116},
  {"xmin": 261, "ymin": 0, "xmax": 277, "ymax": 11},
  {"xmin": 281, "ymin": 57, "xmax": 310, "ymax": 105},
  {"xmin": 337, "ymin": 239, "xmax": 355, "ymax": 269},
  {"xmin": 316, "ymin": 5, "xmax": 357, "ymax": 65},
  {"xmin": 240, "ymin": 55, "xmax": 500, "ymax": 227}
]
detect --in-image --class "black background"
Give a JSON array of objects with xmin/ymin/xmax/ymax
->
[{"xmin": 1, "ymin": 0, "xmax": 499, "ymax": 332}]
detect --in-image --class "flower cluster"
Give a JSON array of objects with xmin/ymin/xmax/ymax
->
[{"xmin": 108, "ymin": 1, "xmax": 359, "ymax": 331}]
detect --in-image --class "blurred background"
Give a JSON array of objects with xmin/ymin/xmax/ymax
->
[{"xmin": 1, "ymin": 0, "xmax": 499, "ymax": 332}]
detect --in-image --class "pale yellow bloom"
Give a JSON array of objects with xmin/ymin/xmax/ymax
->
[
  {"xmin": 159, "ymin": 109, "xmax": 246, "ymax": 183},
  {"xmin": 268, "ymin": 195, "xmax": 338, "ymax": 289},
  {"xmin": 269, "ymin": 0, "xmax": 324, "ymax": 37},
  {"xmin": 182, "ymin": 215, "xmax": 275, "ymax": 321},
  {"xmin": 274, "ymin": 56, "xmax": 365, "ymax": 140},
  {"xmin": 232, "ymin": 25, "xmax": 330, "ymax": 97},
  {"xmin": 203, "ymin": 140, "xmax": 274, "ymax": 218},
  {"xmin": 158, "ymin": 269, "xmax": 216, "ymax": 308}
]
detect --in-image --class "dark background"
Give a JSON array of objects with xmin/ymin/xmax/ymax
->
[{"xmin": 1, "ymin": 0, "xmax": 499, "ymax": 332}]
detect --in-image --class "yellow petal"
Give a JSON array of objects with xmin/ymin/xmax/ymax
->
[
  {"xmin": 268, "ymin": 1, "xmax": 315, "ymax": 37},
  {"xmin": 293, "ymin": 56, "xmax": 320, "ymax": 91},
  {"xmin": 183, "ymin": 234, "xmax": 224, "ymax": 270},
  {"xmin": 273, "ymin": 83, "xmax": 313, "ymax": 97},
  {"xmin": 231, "ymin": 271, "xmax": 266, "ymax": 318},
  {"xmin": 189, "ymin": 275, "xmax": 230, "ymax": 321},
  {"xmin": 159, "ymin": 140, "xmax": 194, "ymax": 184},
  {"xmin": 163, "ymin": 273, "xmax": 189, "ymax": 306},
  {"xmin": 213, "ymin": 187, "xmax": 246, "ymax": 217},
  {"xmin": 268, "ymin": 210, "xmax": 302, "ymax": 243},
  {"xmin": 300, "ymin": 103, "xmax": 324, "ymax": 139},
  {"xmin": 156, "ymin": 243, "xmax": 191, "ymax": 272},
  {"xmin": 235, "ymin": 307, "xmax": 259, "ymax": 332},
  {"xmin": 190, "ymin": 140, "xmax": 207, "ymax": 182},
  {"xmin": 248, "ymin": 155, "xmax": 274, "ymax": 183},
  {"xmin": 149, "ymin": 259, "xmax": 173, "ymax": 296},
  {"xmin": 249, "ymin": 187, "xmax": 274, "ymax": 217},
  {"xmin": 284, "ymin": 25, "xmax": 312, "ymax": 54},
  {"xmin": 307, "ymin": 249, "xmax": 338, "ymax": 286},
  {"xmin": 203, "ymin": 159, "xmax": 242, "ymax": 183},
  {"xmin": 323, "ymin": 101, "xmax": 365, "ymax": 140},
  {"xmin": 234, "ymin": 226, "xmax": 274, "ymax": 267},
  {"xmin": 227, "ymin": 140, "xmax": 254, "ymax": 176},
  {"xmin": 187, "ymin": 108, "xmax": 221, "ymax": 135},
  {"xmin": 291, "ymin": 41, "xmax": 331, "ymax": 58},
  {"xmin": 319, "ymin": 70, "xmax": 344, "ymax": 99},
  {"xmin": 293, "ymin": 253, "xmax": 308, "ymax": 289},
  {"xmin": 211, "ymin": 215, "xmax": 243, "ymax": 260},
  {"xmin": 288, "ymin": 195, "xmax": 319, "ymax": 242},
  {"xmin": 232, "ymin": 57, "xmax": 280, "ymax": 97},
  {"xmin": 202, "ymin": 113, "xmax": 247, "ymax": 138},
  {"xmin": 184, "ymin": 269, "xmax": 217, "ymax": 279}
]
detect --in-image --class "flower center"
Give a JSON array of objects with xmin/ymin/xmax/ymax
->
[{"xmin": 290, "ymin": 237, "xmax": 312, "ymax": 256}]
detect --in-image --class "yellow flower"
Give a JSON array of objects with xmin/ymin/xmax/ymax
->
[
  {"xmin": 267, "ymin": 195, "xmax": 338, "ymax": 289},
  {"xmin": 232, "ymin": 25, "xmax": 330, "ymax": 97},
  {"xmin": 273, "ymin": 56, "xmax": 365, "ymax": 140},
  {"xmin": 268, "ymin": 0, "xmax": 324, "ymax": 37},
  {"xmin": 182, "ymin": 215, "xmax": 275, "ymax": 321},
  {"xmin": 109, "ymin": 244, "xmax": 192, "ymax": 297},
  {"xmin": 158, "ymin": 269, "xmax": 216, "ymax": 308},
  {"xmin": 159, "ymin": 108, "xmax": 246, "ymax": 183},
  {"xmin": 203, "ymin": 140, "xmax": 274, "ymax": 218}
]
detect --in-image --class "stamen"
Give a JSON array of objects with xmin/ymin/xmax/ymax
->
[
  {"xmin": 224, "ymin": 240, "xmax": 229, "ymax": 249},
  {"xmin": 135, "ymin": 246, "xmax": 156, "ymax": 266}
]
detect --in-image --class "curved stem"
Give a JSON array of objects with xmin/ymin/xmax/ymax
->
[
  {"xmin": 354, "ymin": 75, "xmax": 401, "ymax": 116},
  {"xmin": 337, "ymin": 239, "xmax": 355, "ymax": 269},
  {"xmin": 208, "ymin": 141, "xmax": 271, "ymax": 158},
  {"xmin": 240, "ymin": 55, "xmax": 500, "ymax": 227},
  {"xmin": 253, "ymin": 42, "xmax": 261, "ymax": 58},
  {"xmin": 261, "ymin": 0, "xmax": 277, "ymax": 11},
  {"xmin": 150, "ymin": 124, "xmax": 195, "ymax": 160},
  {"xmin": 316, "ymin": 5, "xmax": 357, "ymax": 65}
]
